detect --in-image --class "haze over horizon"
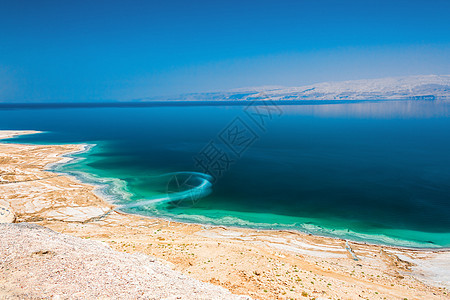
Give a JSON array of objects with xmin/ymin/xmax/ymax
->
[{"xmin": 1, "ymin": 0, "xmax": 449, "ymax": 102}]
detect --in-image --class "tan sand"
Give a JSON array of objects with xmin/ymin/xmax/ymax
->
[
  {"xmin": 0, "ymin": 222, "xmax": 249, "ymax": 299},
  {"xmin": 0, "ymin": 130, "xmax": 449, "ymax": 299}
]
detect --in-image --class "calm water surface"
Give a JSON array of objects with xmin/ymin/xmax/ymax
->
[{"xmin": 1, "ymin": 100, "xmax": 450, "ymax": 248}]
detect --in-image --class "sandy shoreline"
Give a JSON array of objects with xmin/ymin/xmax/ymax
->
[
  {"xmin": 42, "ymin": 134, "xmax": 449, "ymax": 252},
  {"xmin": 1, "ymin": 130, "xmax": 449, "ymax": 299}
]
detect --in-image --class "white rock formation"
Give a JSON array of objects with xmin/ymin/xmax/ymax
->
[{"xmin": 146, "ymin": 75, "xmax": 450, "ymax": 101}]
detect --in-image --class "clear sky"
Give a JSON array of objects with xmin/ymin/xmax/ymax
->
[{"xmin": 1, "ymin": 0, "xmax": 449, "ymax": 102}]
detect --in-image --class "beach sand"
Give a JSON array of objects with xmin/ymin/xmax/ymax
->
[{"xmin": 0, "ymin": 130, "xmax": 449, "ymax": 299}]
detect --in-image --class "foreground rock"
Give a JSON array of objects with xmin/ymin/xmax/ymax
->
[
  {"xmin": 0, "ymin": 199, "xmax": 15, "ymax": 223},
  {"xmin": 0, "ymin": 223, "xmax": 247, "ymax": 299}
]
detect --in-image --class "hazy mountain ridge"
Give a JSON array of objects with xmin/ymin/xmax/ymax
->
[{"xmin": 145, "ymin": 75, "xmax": 450, "ymax": 101}]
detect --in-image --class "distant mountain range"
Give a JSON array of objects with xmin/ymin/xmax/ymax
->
[{"xmin": 142, "ymin": 75, "xmax": 450, "ymax": 101}]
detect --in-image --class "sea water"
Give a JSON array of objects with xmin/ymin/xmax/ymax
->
[{"xmin": 1, "ymin": 100, "xmax": 450, "ymax": 248}]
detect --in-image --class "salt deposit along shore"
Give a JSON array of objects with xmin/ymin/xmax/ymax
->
[{"xmin": 0, "ymin": 130, "xmax": 449, "ymax": 299}]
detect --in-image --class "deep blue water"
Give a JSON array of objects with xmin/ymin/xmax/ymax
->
[{"xmin": 1, "ymin": 100, "xmax": 450, "ymax": 247}]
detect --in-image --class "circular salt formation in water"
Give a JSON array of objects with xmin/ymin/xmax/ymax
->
[{"xmin": 120, "ymin": 172, "xmax": 213, "ymax": 209}]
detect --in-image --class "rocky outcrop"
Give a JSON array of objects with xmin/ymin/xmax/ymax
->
[{"xmin": 0, "ymin": 199, "xmax": 15, "ymax": 223}]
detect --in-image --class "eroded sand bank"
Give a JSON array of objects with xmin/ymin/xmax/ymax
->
[{"xmin": 0, "ymin": 131, "xmax": 449, "ymax": 299}]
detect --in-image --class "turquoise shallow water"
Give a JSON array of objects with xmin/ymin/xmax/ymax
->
[{"xmin": 2, "ymin": 100, "xmax": 450, "ymax": 248}]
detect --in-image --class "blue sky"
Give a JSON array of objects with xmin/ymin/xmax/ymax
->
[{"xmin": 0, "ymin": 0, "xmax": 449, "ymax": 102}]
